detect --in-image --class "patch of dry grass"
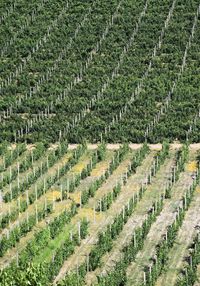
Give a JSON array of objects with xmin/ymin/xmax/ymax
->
[
  {"xmin": 69, "ymin": 192, "xmax": 81, "ymax": 204},
  {"xmin": 186, "ymin": 161, "xmax": 198, "ymax": 172},
  {"xmin": 46, "ymin": 189, "xmax": 61, "ymax": 200},
  {"xmin": 78, "ymin": 207, "xmax": 103, "ymax": 222}
]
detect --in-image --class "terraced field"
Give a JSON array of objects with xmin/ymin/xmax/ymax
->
[{"xmin": 0, "ymin": 142, "xmax": 199, "ymax": 285}]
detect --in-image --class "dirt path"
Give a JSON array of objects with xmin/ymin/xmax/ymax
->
[{"xmin": 67, "ymin": 143, "xmax": 200, "ymax": 151}]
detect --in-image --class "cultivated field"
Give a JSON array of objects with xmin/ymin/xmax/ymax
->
[
  {"xmin": 0, "ymin": 142, "xmax": 200, "ymax": 285},
  {"xmin": 1, "ymin": 0, "xmax": 200, "ymax": 285},
  {"xmin": 0, "ymin": 0, "xmax": 200, "ymax": 143}
]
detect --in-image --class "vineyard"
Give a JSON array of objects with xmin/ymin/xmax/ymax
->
[
  {"xmin": 0, "ymin": 0, "xmax": 199, "ymax": 143},
  {"xmin": 0, "ymin": 142, "xmax": 199, "ymax": 286},
  {"xmin": 1, "ymin": 0, "xmax": 200, "ymax": 285}
]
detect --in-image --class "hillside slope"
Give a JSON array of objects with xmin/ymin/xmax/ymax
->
[{"xmin": 0, "ymin": 0, "xmax": 200, "ymax": 143}]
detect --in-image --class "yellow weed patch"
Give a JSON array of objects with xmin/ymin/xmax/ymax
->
[
  {"xmin": 60, "ymin": 154, "xmax": 71, "ymax": 164},
  {"xmin": 196, "ymin": 187, "xmax": 200, "ymax": 193},
  {"xmin": 78, "ymin": 208, "xmax": 103, "ymax": 222},
  {"xmin": 69, "ymin": 192, "xmax": 81, "ymax": 204},
  {"xmin": 91, "ymin": 162, "xmax": 108, "ymax": 176},
  {"xmin": 46, "ymin": 190, "xmax": 61, "ymax": 200},
  {"xmin": 186, "ymin": 161, "xmax": 198, "ymax": 172},
  {"xmin": 71, "ymin": 162, "xmax": 86, "ymax": 173}
]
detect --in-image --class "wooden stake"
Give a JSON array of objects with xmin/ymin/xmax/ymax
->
[
  {"xmin": 93, "ymin": 205, "xmax": 96, "ymax": 223},
  {"xmin": 78, "ymin": 221, "xmax": 81, "ymax": 243},
  {"xmin": 35, "ymin": 204, "xmax": 38, "ymax": 224},
  {"xmin": 60, "ymin": 184, "xmax": 63, "ymax": 201},
  {"xmin": 143, "ymin": 272, "xmax": 146, "ymax": 285},
  {"xmin": 26, "ymin": 189, "xmax": 29, "ymax": 206}
]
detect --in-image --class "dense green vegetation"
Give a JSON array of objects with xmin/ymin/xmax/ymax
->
[{"xmin": 0, "ymin": 0, "xmax": 199, "ymax": 143}]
